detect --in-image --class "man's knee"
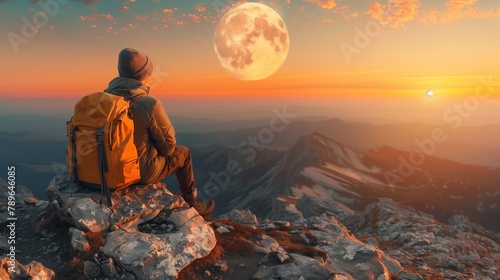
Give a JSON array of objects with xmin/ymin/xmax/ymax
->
[
  {"xmin": 169, "ymin": 145, "xmax": 191, "ymax": 168},
  {"xmin": 175, "ymin": 145, "xmax": 191, "ymax": 160}
]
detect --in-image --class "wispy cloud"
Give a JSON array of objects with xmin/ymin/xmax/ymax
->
[
  {"xmin": 418, "ymin": 0, "xmax": 500, "ymax": 25},
  {"xmin": 306, "ymin": 0, "xmax": 336, "ymax": 10},
  {"xmin": 366, "ymin": 0, "xmax": 500, "ymax": 28},
  {"xmin": 195, "ymin": 4, "xmax": 206, "ymax": 12},
  {"xmin": 447, "ymin": 0, "xmax": 476, "ymax": 11},
  {"xmin": 367, "ymin": 0, "xmax": 420, "ymax": 27},
  {"xmin": 118, "ymin": 6, "xmax": 130, "ymax": 12},
  {"xmin": 79, "ymin": 14, "xmax": 114, "ymax": 21},
  {"xmin": 73, "ymin": 0, "xmax": 100, "ymax": 5}
]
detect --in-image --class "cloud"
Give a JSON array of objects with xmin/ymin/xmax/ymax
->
[
  {"xmin": 417, "ymin": 0, "xmax": 500, "ymax": 25},
  {"xmin": 195, "ymin": 4, "xmax": 206, "ymax": 12},
  {"xmin": 367, "ymin": 2, "xmax": 384, "ymax": 20},
  {"xmin": 79, "ymin": 14, "xmax": 114, "ymax": 21},
  {"xmin": 447, "ymin": 0, "xmax": 476, "ymax": 11},
  {"xmin": 121, "ymin": 0, "xmax": 135, "ymax": 2},
  {"xmin": 306, "ymin": 0, "xmax": 336, "ymax": 9},
  {"xmin": 367, "ymin": 0, "xmax": 420, "ymax": 27},
  {"xmin": 73, "ymin": 0, "xmax": 100, "ymax": 5},
  {"xmin": 162, "ymin": 9, "xmax": 173, "ymax": 15},
  {"xmin": 118, "ymin": 5, "xmax": 130, "ymax": 11}
]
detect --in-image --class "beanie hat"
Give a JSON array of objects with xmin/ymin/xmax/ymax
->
[{"xmin": 118, "ymin": 48, "xmax": 154, "ymax": 81}]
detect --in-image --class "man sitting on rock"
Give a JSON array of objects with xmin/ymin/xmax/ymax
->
[{"xmin": 104, "ymin": 48, "xmax": 215, "ymax": 217}]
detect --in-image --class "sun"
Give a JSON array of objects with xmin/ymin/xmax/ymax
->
[{"xmin": 426, "ymin": 90, "xmax": 434, "ymax": 97}]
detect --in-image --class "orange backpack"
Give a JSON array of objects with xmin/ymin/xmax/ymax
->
[{"xmin": 66, "ymin": 92, "xmax": 141, "ymax": 206}]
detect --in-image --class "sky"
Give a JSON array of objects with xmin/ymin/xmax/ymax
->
[{"xmin": 0, "ymin": 0, "xmax": 499, "ymax": 123}]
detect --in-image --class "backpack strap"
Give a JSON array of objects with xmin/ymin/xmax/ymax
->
[
  {"xmin": 69, "ymin": 126, "xmax": 79, "ymax": 197},
  {"xmin": 96, "ymin": 128, "xmax": 112, "ymax": 207}
]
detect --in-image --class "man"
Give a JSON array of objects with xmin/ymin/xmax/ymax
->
[{"xmin": 104, "ymin": 48, "xmax": 215, "ymax": 217}]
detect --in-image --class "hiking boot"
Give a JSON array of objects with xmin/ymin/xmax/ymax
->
[{"xmin": 192, "ymin": 199, "xmax": 215, "ymax": 218}]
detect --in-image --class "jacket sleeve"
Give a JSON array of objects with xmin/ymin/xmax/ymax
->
[{"xmin": 149, "ymin": 99, "xmax": 176, "ymax": 157}]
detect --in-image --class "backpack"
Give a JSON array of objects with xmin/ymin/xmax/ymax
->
[{"xmin": 66, "ymin": 92, "xmax": 141, "ymax": 206}]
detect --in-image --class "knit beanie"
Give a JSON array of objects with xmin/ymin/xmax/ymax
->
[{"xmin": 118, "ymin": 48, "xmax": 154, "ymax": 81}]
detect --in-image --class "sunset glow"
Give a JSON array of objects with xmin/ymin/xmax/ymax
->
[{"xmin": 0, "ymin": 0, "xmax": 499, "ymax": 122}]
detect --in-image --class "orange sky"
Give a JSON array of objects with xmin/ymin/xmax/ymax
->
[{"xmin": 1, "ymin": 1, "xmax": 500, "ymax": 108}]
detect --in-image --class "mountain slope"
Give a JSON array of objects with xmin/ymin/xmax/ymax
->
[{"xmin": 197, "ymin": 133, "xmax": 500, "ymax": 232}]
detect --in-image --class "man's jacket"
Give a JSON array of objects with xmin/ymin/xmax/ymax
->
[{"xmin": 105, "ymin": 77, "xmax": 176, "ymax": 184}]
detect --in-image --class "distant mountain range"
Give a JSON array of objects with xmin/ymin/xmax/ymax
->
[
  {"xmin": 191, "ymin": 133, "xmax": 500, "ymax": 232},
  {"xmin": 1, "ymin": 117, "xmax": 499, "ymax": 232},
  {"xmin": 178, "ymin": 118, "xmax": 500, "ymax": 168}
]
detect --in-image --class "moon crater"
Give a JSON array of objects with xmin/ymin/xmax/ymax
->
[{"xmin": 214, "ymin": 3, "xmax": 290, "ymax": 80}]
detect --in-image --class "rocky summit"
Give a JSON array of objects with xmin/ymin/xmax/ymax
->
[
  {"xmin": 1, "ymin": 175, "xmax": 498, "ymax": 279},
  {"xmin": 352, "ymin": 198, "xmax": 500, "ymax": 279}
]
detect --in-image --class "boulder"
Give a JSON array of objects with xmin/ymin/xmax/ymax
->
[
  {"xmin": 0, "ymin": 257, "xmax": 55, "ymax": 280},
  {"xmin": 102, "ymin": 207, "xmax": 216, "ymax": 280},
  {"xmin": 252, "ymin": 253, "xmax": 337, "ymax": 280},
  {"xmin": 69, "ymin": 227, "xmax": 90, "ymax": 253},
  {"xmin": 219, "ymin": 209, "xmax": 259, "ymax": 225},
  {"xmin": 47, "ymin": 175, "xmax": 217, "ymax": 280}
]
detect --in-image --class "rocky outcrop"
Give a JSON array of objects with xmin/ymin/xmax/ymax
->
[
  {"xmin": 46, "ymin": 175, "xmax": 217, "ymax": 280},
  {"xmin": 353, "ymin": 198, "xmax": 500, "ymax": 279},
  {"xmin": 7, "ymin": 174, "xmax": 492, "ymax": 279},
  {"xmin": 0, "ymin": 257, "xmax": 55, "ymax": 280},
  {"xmin": 215, "ymin": 211, "xmax": 421, "ymax": 280},
  {"xmin": 102, "ymin": 207, "xmax": 216, "ymax": 280},
  {"xmin": 290, "ymin": 214, "xmax": 419, "ymax": 280},
  {"xmin": 219, "ymin": 209, "xmax": 259, "ymax": 226},
  {"xmin": 253, "ymin": 253, "xmax": 336, "ymax": 279}
]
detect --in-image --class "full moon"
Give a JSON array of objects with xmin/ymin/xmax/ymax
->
[
  {"xmin": 213, "ymin": 3, "xmax": 290, "ymax": 80},
  {"xmin": 427, "ymin": 90, "xmax": 434, "ymax": 97}
]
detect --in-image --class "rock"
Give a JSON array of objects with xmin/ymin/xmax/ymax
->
[
  {"xmin": 297, "ymin": 215, "xmax": 391, "ymax": 280},
  {"xmin": 102, "ymin": 207, "xmax": 216, "ymax": 280},
  {"xmin": 214, "ymin": 260, "xmax": 228, "ymax": 272},
  {"xmin": 253, "ymin": 234, "xmax": 291, "ymax": 263},
  {"xmin": 219, "ymin": 209, "xmax": 258, "ymax": 225},
  {"xmin": 0, "ymin": 257, "xmax": 56, "ymax": 280},
  {"xmin": 110, "ymin": 183, "xmax": 186, "ymax": 233},
  {"xmin": 84, "ymin": 261, "xmax": 101, "ymax": 279},
  {"xmin": 0, "ymin": 235, "xmax": 9, "ymax": 251},
  {"xmin": 252, "ymin": 253, "xmax": 336, "ymax": 280},
  {"xmin": 276, "ymin": 251, "xmax": 290, "ymax": 263},
  {"xmin": 239, "ymin": 263, "xmax": 246, "ymax": 268},
  {"xmin": 364, "ymin": 237, "xmax": 379, "ymax": 247},
  {"xmin": 120, "ymin": 272, "xmax": 137, "ymax": 280},
  {"xmin": 100, "ymin": 257, "xmax": 117, "ymax": 278},
  {"xmin": 381, "ymin": 253, "xmax": 403, "ymax": 276},
  {"xmin": 216, "ymin": 226, "xmax": 230, "ymax": 234},
  {"xmin": 66, "ymin": 197, "xmax": 112, "ymax": 232},
  {"xmin": 352, "ymin": 198, "xmax": 500, "ymax": 279},
  {"xmin": 24, "ymin": 197, "xmax": 40, "ymax": 205},
  {"xmin": 46, "ymin": 175, "xmax": 97, "ymax": 203},
  {"xmin": 396, "ymin": 271, "xmax": 424, "ymax": 280},
  {"xmin": 69, "ymin": 227, "xmax": 91, "ymax": 253},
  {"xmin": 299, "ymin": 233, "xmax": 310, "ymax": 245}
]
